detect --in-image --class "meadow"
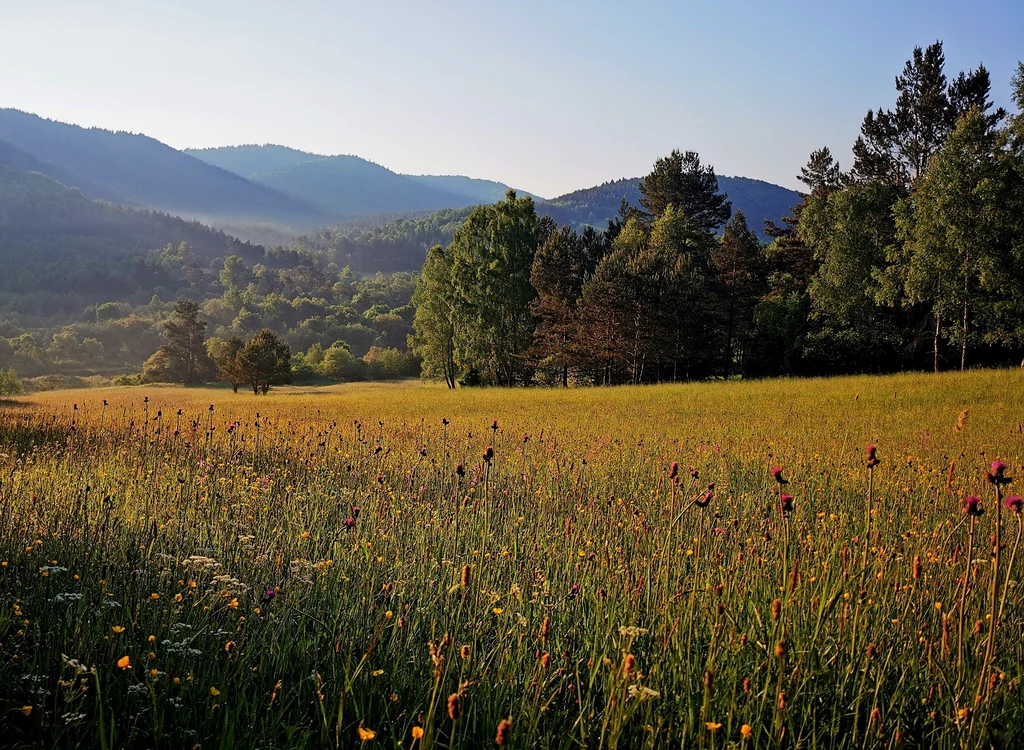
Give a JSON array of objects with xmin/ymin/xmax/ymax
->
[{"xmin": 1, "ymin": 370, "xmax": 1023, "ymax": 748}]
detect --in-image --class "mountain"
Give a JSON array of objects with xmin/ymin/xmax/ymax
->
[
  {"xmin": 0, "ymin": 165, "xmax": 266, "ymax": 317},
  {"xmin": 183, "ymin": 144, "xmax": 323, "ymax": 177},
  {"xmin": 0, "ymin": 110, "xmax": 325, "ymax": 230},
  {"xmin": 406, "ymin": 175, "xmax": 543, "ymax": 203},
  {"xmin": 187, "ymin": 145, "xmax": 540, "ymax": 217},
  {"xmin": 538, "ymin": 176, "xmax": 800, "ymax": 241}
]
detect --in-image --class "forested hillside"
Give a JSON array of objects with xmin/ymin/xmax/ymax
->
[
  {"xmin": 0, "ymin": 110, "xmax": 325, "ymax": 229},
  {"xmin": 539, "ymin": 176, "xmax": 798, "ymax": 241},
  {"xmin": 188, "ymin": 145, "xmax": 539, "ymax": 215},
  {"xmin": 0, "ymin": 167, "xmax": 417, "ymax": 382}
]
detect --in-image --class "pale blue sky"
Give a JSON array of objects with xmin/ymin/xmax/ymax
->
[{"xmin": 1, "ymin": 0, "xmax": 1021, "ymax": 197}]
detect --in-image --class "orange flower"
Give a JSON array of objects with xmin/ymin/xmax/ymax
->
[
  {"xmin": 117, "ymin": 655, "xmax": 131, "ymax": 669},
  {"xmin": 357, "ymin": 726, "xmax": 376, "ymax": 741},
  {"xmin": 112, "ymin": 626, "xmax": 125, "ymax": 634},
  {"xmin": 411, "ymin": 726, "xmax": 424, "ymax": 740}
]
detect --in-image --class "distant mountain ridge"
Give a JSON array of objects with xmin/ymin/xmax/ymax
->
[
  {"xmin": 0, "ymin": 109, "xmax": 324, "ymax": 230},
  {"xmin": 538, "ymin": 176, "xmax": 799, "ymax": 241},
  {"xmin": 186, "ymin": 144, "xmax": 543, "ymax": 216}
]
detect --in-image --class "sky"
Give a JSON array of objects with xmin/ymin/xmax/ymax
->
[{"xmin": 1, "ymin": 0, "xmax": 1022, "ymax": 198}]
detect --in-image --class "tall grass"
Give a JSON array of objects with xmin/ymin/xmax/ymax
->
[{"xmin": 0, "ymin": 370, "xmax": 1022, "ymax": 748}]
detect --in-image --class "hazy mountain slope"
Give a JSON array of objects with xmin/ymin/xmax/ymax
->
[
  {"xmin": 250, "ymin": 156, "xmax": 475, "ymax": 216},
  {"xmin": 538, "ymin": 176, "xmax": 800, "ymax": 241},
  {"xmin": 0, "ymin": 110, "xmax": 325, "ymax": 227},
  {"xmin": 189, "ymin": 145, "xmax": 540, "ymax": 215},
  {"xmin": 406, "ymin": 174, "xmax": 543, "ymax": 203},
  {"xmin": 184, "ymin": 144, "xmax": 324, "ymax": 178},
  {"xmin": 0, "ymin": 166, "xmax": 265, "ymax": 314}
]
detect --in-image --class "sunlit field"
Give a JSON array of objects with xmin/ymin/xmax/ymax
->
[{"xmin": 2, "ymin": 371, "xmax": 1024, "ymax": 748}]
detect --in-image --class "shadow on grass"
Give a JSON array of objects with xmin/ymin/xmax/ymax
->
[{"xmin": 0, "ymin": 398, "xmax": 28, "ymax": 409}]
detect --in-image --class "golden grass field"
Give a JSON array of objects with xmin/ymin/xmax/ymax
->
[{"xmin": 1, "ymin": 370, "xmax": 1023, "ymax": 748}]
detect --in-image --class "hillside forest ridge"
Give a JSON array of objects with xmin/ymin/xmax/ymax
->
[{"xmin": 2, "ymin": 42, "xmax": 1024, "ymax": 393}]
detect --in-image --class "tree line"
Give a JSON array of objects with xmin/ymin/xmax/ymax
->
[{"xmin": 411, "ymin": 44, "xmax": 1024, "ymax": 386}]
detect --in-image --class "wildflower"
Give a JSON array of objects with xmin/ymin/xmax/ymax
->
[
  {"xmin": 461, "ymin": 565, "xmax": 471, "ymax": 588},
  {"xmin": 495, "ymin": 717, "xmax": 512, "ymax": 746},
  {"xmin": 344, "ymin": 518, "xmax": 356, "ymax": 529},
  {"xmin": 263, "ymin": 588, "xmax": 276, "ymax": 601},
  {"xmin": 224, "ymin": 641, "xmax": 235, "ymax": 653},
  {"xmin": 541, "ymin": 616, "xmax": 550, "ymax": 640},
  {"xmin": 461, "ymin": 645, "xmax": 471, "ymax": 659},
  {"xmin": 358, "ymin": 725, "xmax": 376, "ymax": 741},
  {"xmin": 623, "ymin": 654, "xmax": 636, "ymax": 673},
  {"xmin": 780, "ymin": 494, "xmax": 794, "ymax": 514},
  {"xmin": 150, "ymin": 593, "xmax": 160, "ymax": 600},
  {"xmin": 539, "ymin": 651, "xmax": 550, "ymax": 669},
  {"xmin": 695, "ymin": 489, "xmax": 713, "ymax": 508},
  {"xmin": 988, "ymin": 461, "xmax": 1012, "ymax": 485},
  {"xmin": 771, "ymin": 467, "xmax": 788, "ymax": 485},
  {"xmin": 385, "ymin": 610, "xmax": 393, "ymax": 619},
  {"xmin": 741, "ymin": 724, "xmax": 753, "ymax": 739},
  {"xmin": 112, "ymin": 626, "xmax": 125, "ymax": 634},
  {"xmin": 705, "ymin": 722, "xmax": 722, "ymax": 732},
  {"xmin": 371, "ymin": 669, "xmax": 384, "ymax": 677},
  {"xmin": 412, "ymin": 726, "xmax": 424, "ymax": 740},
  {"xmin": 484, "ymin": 445, "xmax": 494, "ymax": 463},
  {"xmin": 456, "ymin": 463, "xmax": 465, "ymax": 477},
  {"xmin": 1006, "ymin": 496, "xmax": 1023, "ymax": 513},
  {"xmin": 669, "ymin": 461, "xmax": 679, "ymax": 480},
  {"xmin": 174, "ymin": 593, "xmax": 183, "ymax": 602},
  {"xmin": 963, "ymin": 496, "xmax": 984, "ymax": 517},
  {"xmin": 352, "ymin": 506, "xmax": 361, "ymax": 519},
  {"xmin": 210, "ymin": 687, "xmax": 220, "ymax": 696},
  {"xmin": 21, "ymin": 706, "xmax": 31, "ymax": 717},
  {"xmin": 771, "ymin": 599, "xmax": 782, "ymax": 621},
  {"xmin": 866, "ymin": 444, "xmax": 880, "ymax": 468},
  {"xmin": 117, "ymin": 656, "xmax": 131, "ymax": 669},
  {"xmin": 228, "ymin": 598, "xmax": 239, "ymax": 609},
  {"xmin": 870, "ymin": 707, "xmax": 881, "ymax": 724},
  {"xmin": 912, "ymin": 555, "xmax": 922, "ymax": 579},
  {"xmin": 492, "ymin": 607, "xmax": 503, "ymax": 615}
]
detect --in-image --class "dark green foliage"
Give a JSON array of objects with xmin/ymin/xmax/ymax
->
[{"xmin": 238, "ymin": 329, "xmax": 293, "ymax": 394}]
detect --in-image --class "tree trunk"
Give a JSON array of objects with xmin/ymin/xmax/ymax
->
[
  {"xmin": 933, "ymin": 310, "xmax": 941, "ymax": 373},
  {"xmin": 961, "ymin": 271, "xmax": 969, "ymax": 372}
]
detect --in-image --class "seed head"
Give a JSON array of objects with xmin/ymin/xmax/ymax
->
[
  {"xmin": 461, "ymin": 565, "xmax": 471, "ymax": 589},
  {"xmin": 622, "ymin": 654, "xmax": 636, "ymax": 674},
  {"xmin": 495, "ymin": 718, "xmax": 512, "ymax": 746},
  {"xmin": 447, "ymin": 693, "xmax": 461, "ymax": 721},
  {"xmin": 771, "ymin": 599, "xmax": 782, "ymax": 621},
  {"xmin": 669, "ymin": 461, "xmax": 679, "ymax": 480},
  {"xmin": 912, "ymin": 555, "xmax": 922, "ymax": 580}
]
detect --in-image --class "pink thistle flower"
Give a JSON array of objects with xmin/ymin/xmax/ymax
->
[
  {"xmin": 780, "ymin": 494, "xmax": 794, "ymax": 513},
  {"xmin": 963, "ymin": 496, "xmax": 984, "ymax": 517},
  {"xmin": 1005, "ymin": 496, "xmax": 1023, "ymax": 513},
  {"xmin": 988, "ymin": 461, "xmax": 1011, "ymax": 485},
  {"xmin": 669, "ymin": 462, "xmax": 679, "ymax": 480},
  {"xmin": 771, "ymin": 467, "xmax": 788, "ymax": 485},
  {"xmin": 866, "ymin": 444, "xmax": 879, "ymax": 468}
]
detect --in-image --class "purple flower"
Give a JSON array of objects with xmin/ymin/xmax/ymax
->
[
  {"xmin": 866, "ymin": 444, "xmax": 880, "ymax": 468},
  {"xmin": 771, "ymin": 467, "xmax": 788, "ymax": 485},
  {"xmin": 352, "ymin": 506, "xmax": 361, "ymax": 519},
  {"xmin": 1005, "ymin": 495, "xmax": 1023, "ymax": 513},
  {"xmin": 344, "ymin": 517, "xmax": 356, "ymax": 529},
  {"xmin": 780, "ymin": 494, "xmax": 794, "ymax": 514},
  {"xmin": 988, "ymin": 461, "xmax": 1012, "ymax": 485},
  {"xmin": 669, "ymin": 461, "xmax": 679, "ymax": 480},
  {"xmin": 963, "ymin": 495, "xmax": 984, "ymax": 517}
]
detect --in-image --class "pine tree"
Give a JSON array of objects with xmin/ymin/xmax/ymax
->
[
  {"xmin": 159, "ymin": 299, "xmax": 213, "ymax": 384},
  {"xmin": 637, "ymin": 150, "xmax": 732, "ymax": 232}
]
